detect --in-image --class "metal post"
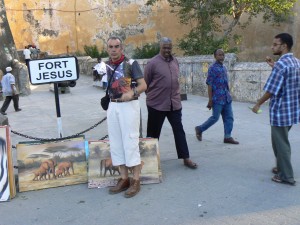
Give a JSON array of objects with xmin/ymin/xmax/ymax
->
[{"xmin": 54, "ymin": 83, "xmax": 63, "ymax": 138}]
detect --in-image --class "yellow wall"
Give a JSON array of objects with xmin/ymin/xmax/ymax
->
[
  {"xmin": 4, "ymin": 0, "xmax": 300, "ymax": 60},
  {"xmin": 5, "ymin": 0, "xmax": 190, "ymax": 55}
]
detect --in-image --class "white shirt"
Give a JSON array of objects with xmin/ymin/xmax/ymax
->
[
  {"xmin": 23, "ymin": 49, "xmax": 31, "ymax": 59},
  {"xmin": 93, "ymin": 62, "xmax": 106, "ymax": 75},
  {"xmin": 1, "ymin": 73, "xmax": 16, "ymax": 96},
  {"xmin": 101, "ymin": 74, "xmax": 108, "ymax": 82}
]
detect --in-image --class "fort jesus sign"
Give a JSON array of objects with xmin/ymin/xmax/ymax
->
[
  {"xmin": 28, "ymin": 57, "xmax": 79, "ymax": 138},
  {"xmin": 28, "ymin": 56, "xmax": 79, "ymax": 84}
]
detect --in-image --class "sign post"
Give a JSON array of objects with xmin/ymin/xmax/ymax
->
[
  {"xmin": 54, "ymin": 83, "xmax": 63, "ymax": 137},
  {"xmin": 28, "ymin": 57, "xmax": 79, "ymax": 138}
]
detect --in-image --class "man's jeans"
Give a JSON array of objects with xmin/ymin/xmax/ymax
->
[{"xmin": 199, "ymin": 102, "xmax": 234, "ymax": 138}]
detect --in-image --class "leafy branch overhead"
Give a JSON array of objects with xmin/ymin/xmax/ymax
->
[{"xmin": 146, "ymin": 0, "xmax": 296, "ymax": 55}]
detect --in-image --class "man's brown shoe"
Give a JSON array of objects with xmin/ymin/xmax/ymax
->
[
  {"xmin": 224, "ymin": 137, "xmax": 239, "ymax": 144},
  {"xmin": 195, "ymin": 126, "xmax": 202, "ymax": 141},
  {"xmin": 124, "ymin": 179, "xmax": 140, "ymax": 198},
  {"xmin": 109, "ymin": 178, "xmax": 130, "ymax": 194}
]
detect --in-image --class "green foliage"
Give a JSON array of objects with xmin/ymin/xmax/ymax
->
[
  {"xmin": 99, "ymin": 51, "xmax": 109, "ymax": 58},
  {"xmin": 178, "ymin": 28, "xmax": 239, "ymax": 55},
  {"xmin": 83, "ymin": 45, "xmax": 108, "ymax": 58},
  {"xmin": 146, "ymin": 0, "xmax": 296, "ymax": 55},
  {"xmin": 132, "ymin": 43, "xmax": 160, "ymax": 59},
  {"xmin": 74, "ymin": 50, "xmax": 85, "ymax": 56}
]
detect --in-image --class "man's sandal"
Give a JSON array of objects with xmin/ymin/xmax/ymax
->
[
  {"xmin": 272, "ymin": 167, "xmax": 278, "ymax": 174},
  {"xmin": 272, "ymin": 175, "xmax": 296, "ymax": 186},
  {"xmin": 184, "ymin": 159, "xmax": 198, "ymax": 169}
]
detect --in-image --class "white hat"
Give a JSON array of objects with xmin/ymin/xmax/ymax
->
[{"xmin": 6, "ymin": 67, "xmax": 12, "ymax": 72}]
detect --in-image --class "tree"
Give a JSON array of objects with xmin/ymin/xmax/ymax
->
[
  {"xmin": 0, "ymin": 0, "xmax": 19, "ymax": 73},
  {"xmin": 132, "ymin": 43, "xmax": 160, "ymax": 59},
  {"xmin": 146, "ymin": 0, "xmax": 297, "ymax": 55}
]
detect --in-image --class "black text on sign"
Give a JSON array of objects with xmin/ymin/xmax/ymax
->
[{"xmin": 29, "ymin": 57, "xmax": 79, "ymax": 85}]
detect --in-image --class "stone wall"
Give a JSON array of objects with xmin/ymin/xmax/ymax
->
[
  {"xmin": 174, "ymin": 54, "xmax": 272, "ymax": 103},
  {"xmin": 11, "ymin": 60, "xmax": 31, "ymax": 96},
  {"xmin": 77, "ymin": 55, "xmax": 272, "ymax": 103},
  {"xmin": 230, "ymin": 62, "xmax": 271, "ymax": 103}
]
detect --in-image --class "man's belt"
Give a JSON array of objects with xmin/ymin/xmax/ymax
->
[{"xmin": 110, "ymin": 97, "xmax": 138, "ymax": 103}]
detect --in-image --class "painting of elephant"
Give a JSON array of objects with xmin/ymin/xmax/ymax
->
[
  {"xmin": 100, "ymin": 158, "xmax": 120, "ymax": 177},
  {"xmin": 57, "ymin": 161, "xmax": 74, "ymax": 176}
]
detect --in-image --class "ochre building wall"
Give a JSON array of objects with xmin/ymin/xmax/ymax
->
[
  {"xmin": 4, "ymin": 0, "xmax": 300, "ymax": 61},
  {"xmin": 4, "ymin": 0, "xmax": 190, "ymax": 56}
]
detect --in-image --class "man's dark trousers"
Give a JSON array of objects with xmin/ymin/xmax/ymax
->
[
  {"xmin": 1, "ymin": 95, "xmax": 19, "ymax": 113},
  {"xmin": 146, "ymin": 106, "xmax": 190, "ymax": 159}
]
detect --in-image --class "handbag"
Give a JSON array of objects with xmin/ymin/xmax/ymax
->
[
  {"xmin": 100, "ymin": 64, "xmax": 120, "ymax": 110},
  {"xmin": 100, "ymin": 94, "xmax": 110, "ymax": 110}
]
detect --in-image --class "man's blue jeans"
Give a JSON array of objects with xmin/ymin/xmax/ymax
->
[{"xmin": 198, "ymin": 102, "xmax": 234, "ymax": 138}]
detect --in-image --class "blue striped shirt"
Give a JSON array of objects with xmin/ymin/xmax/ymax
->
[{"xmin": 264, "ymin": 53, "xmax": 300, "ymax": 126}]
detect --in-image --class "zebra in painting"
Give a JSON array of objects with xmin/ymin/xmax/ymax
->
[{"xmin": 0, "ymin": 137, "xmax": 10, "ymax": 202}]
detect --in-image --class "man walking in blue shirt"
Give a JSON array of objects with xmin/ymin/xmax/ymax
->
[
  {"xmin": 1, "ymin": 67, "xmax": 22, "ymax": 115},
  {"xmin": 253, "ymin": 33, "xmax": 300, "ymax": 186},
  {"xmin": 195, "ymin": 49, "xmax": 239, "ymax": 144}
]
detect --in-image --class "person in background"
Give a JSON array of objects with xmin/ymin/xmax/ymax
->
[
  {"xmin": 92, "ymin": 57, "xmax": 107, "ymax": 88},
  {"xmin": 101, "ymin": 72, "xmax": 108, "ymax": 91},
  {"xmin": 0, "ymin": 67, "xmax": 22, "ymax": 115},
  {"xmin": 30, "ymin": 45, "xmax": 39, "ymax": 59},
  {"xmin": 195, "ymin": 49, "xmax": 239, "ymax": 145},
  {"xmin": 144, "ymin": 37, "xmax": 197, "ymax": 169},
  {"xmin": 105, "ymin": 36, "xmax": 147, "ymax": 198},
  {"xmin": 252, "ymin": 33, "xmax": 300, "ymax": 186},
  {"xmin": 23, "ymin": 46, "xmax": 31, "ymax": 68}
]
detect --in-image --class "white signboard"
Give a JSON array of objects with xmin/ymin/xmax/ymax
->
[{"xmin": 29, "ymin": 57, "xmax": 79, "ymax": 85}]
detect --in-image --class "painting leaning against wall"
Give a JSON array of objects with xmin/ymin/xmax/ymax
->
[
  {"xmin": 17, "ymin": 138, "xmax": 88, "ymax": 192},
  {"xmin": 0, "ymin": 128, "xmax": 10, "ymax": 201},
  {"xmin": 88, "ymin": 138, "xmax": 162, "ymax": 189},
  {"xmin": 0, "ymin": 126, "xmax": 15, "ymax": 201}
]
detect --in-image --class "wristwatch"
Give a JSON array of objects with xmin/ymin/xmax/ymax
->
[{"xmin": 133, "ymin": 87, "xmax": 139, "ymax": 98}]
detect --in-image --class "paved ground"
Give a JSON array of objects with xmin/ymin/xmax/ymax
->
[{"xmin": 1, "ymin": 75, "xmax": 300, "ymax": 225}]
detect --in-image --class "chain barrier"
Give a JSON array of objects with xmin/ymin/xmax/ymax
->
[{"xmin": 11, "ymin": 117, "xmax": 108, "ymax": 143}]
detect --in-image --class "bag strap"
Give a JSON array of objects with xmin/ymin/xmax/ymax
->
[{"xmin": 105, "ymin": 63, "xmax": 120, "ymax": 96}]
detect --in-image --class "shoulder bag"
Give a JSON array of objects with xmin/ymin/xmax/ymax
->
[{"xmin": 100, "ymin": 64, "xmax": 119, "ymax": 110}]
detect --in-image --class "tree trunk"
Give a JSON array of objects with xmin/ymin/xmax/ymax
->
[{"xmin": 0, "ymin": 0, "xmax": 19, "ymax": 74}]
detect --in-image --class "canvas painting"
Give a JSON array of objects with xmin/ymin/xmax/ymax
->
[
  {"xmin": 0, "ymin": 126, "xmax": 10, "ymax": 201},
  {"xmin": 88, "ymin": 138, "xmax": 162, "ymax": 189},
  {"xmin": 17, "ymin": 139, "xmax": 87, "ymax": 192},
  {"xmin": 0, "ymin": 126, "xmax": 15, "ymax": 201}
]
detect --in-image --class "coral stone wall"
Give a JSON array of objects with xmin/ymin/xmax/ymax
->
[{"xmin": 77, "ymin": 55, "xmax": 272, "ymax": 103}]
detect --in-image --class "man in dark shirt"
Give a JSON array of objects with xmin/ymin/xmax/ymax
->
[
  {"xmin": 144, "ymin": 37, "xmax": 197, "ymax": 169},
  {"xmin": 195, "ymin": 49, "xmax": 239, "ymax": 144}
]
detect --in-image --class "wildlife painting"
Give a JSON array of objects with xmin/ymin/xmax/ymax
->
[
  {"xmin": 17, "ymin": 139, "xmax": 88, "ymax": 192},
  {"xmin": 88, "ymin": 138, "xmax": 161, "ymax": 189}
]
